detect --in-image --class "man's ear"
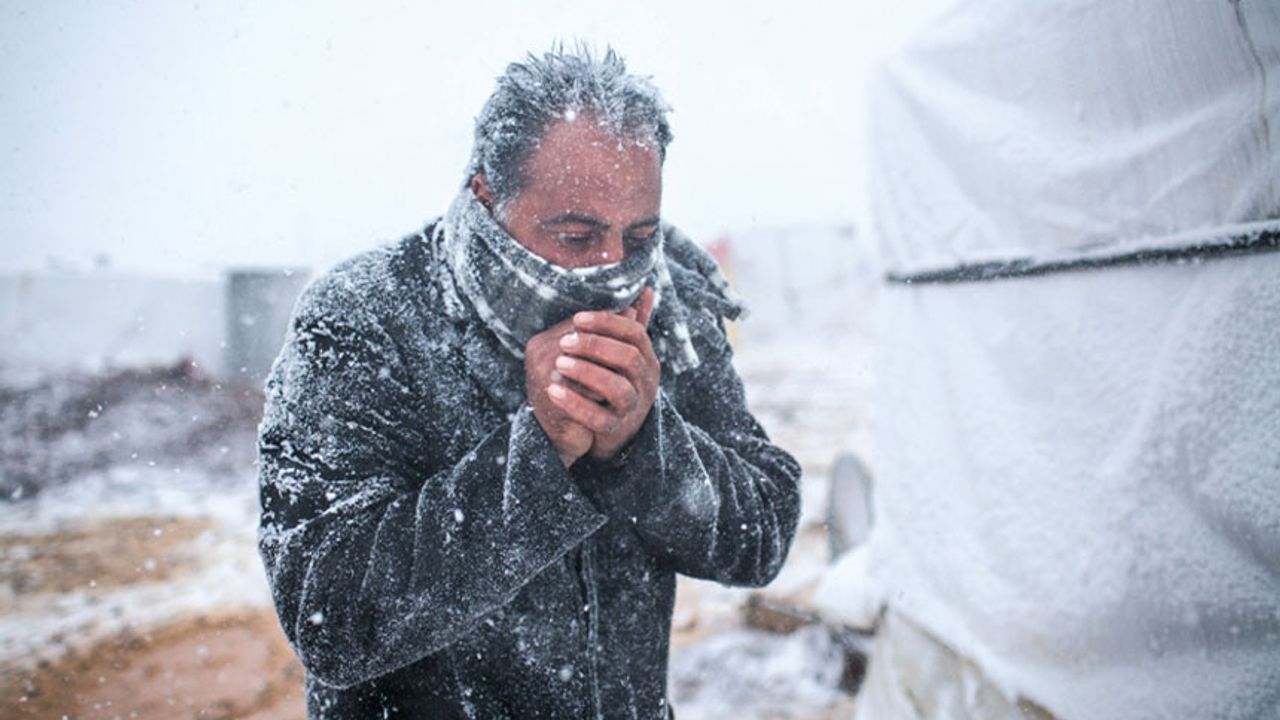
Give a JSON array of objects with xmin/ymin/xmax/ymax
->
[{"xmin": 470, "ymin": 174, "xmax": 496, "ymax": 211}]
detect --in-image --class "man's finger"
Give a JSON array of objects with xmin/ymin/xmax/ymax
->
[
  {"xmin": 550, "ymin": 370, "xmax": 607, "ymax": 404},
  {"xmin": 571, "ymin": 310, "xmax": 651, "ymax": 350},
  {"xmin": 548, "ymin": 383, "xmax": 618, "ymax": 435},
  {"xmin": 634, "ymin": 286, "xmax": 655, "ymax": 328},
  {"xmin": 555, "ymin": 355, "xmax": 637, "ymax": 411},
  {"xmin": 560, "ymin": 331, "xmax": 649, "ymax": 383}
]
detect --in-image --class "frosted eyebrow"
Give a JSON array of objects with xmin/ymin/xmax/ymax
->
[
  {"xmin": 540, "ymin": 214, "xmax": 660, "ymax": 231},
  {"xmin": 543, "ymin": 213, "xmax": 609, "ymax": 229},
  {"xmin": 625, "ymin": 216, "xmax": 660, "ymax": 232}
]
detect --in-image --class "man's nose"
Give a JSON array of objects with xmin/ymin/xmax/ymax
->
[{"xmin": 599, "ymin": 233, "xmax": 626, "ymax": 263}]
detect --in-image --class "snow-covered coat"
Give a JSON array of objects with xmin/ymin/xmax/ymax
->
[{"xmin": 256, "ymin": 220, "xmax": 802, "ymax": 719}]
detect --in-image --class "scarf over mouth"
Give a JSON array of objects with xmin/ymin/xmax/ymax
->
[{"xmin": 440, "ymin": 187, "xmax": 740, "ymax": 377}]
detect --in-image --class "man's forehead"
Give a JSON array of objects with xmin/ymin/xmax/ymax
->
[
  {"xmin": 530, "ymin": 117, "xmax": 659, "ymax": 166},
  {"xmin": 520, "ymin": 119, "xmax": 660, "ymax": 199}
]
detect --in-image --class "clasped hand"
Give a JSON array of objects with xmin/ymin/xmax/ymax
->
[{"xmin": 524, "ymin": 287, "xmax": 660, "ymax": 468}]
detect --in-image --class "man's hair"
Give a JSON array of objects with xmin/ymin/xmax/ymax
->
[{"xmin": 465, "ymin": 44, "xmax": 674, "ymax": 214}]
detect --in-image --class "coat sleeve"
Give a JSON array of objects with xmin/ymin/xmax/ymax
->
[
  {"xmin": 574, "ymin": 315, "xmax": 802, "ymax": 588},
  {"xmin": 256, "ymin": 279, "xmax": 607, "ymax": 690}
]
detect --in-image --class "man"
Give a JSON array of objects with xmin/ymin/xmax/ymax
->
[{"xmin": 257, "ymin": 46, "xmax": 801, "ymax": 719}]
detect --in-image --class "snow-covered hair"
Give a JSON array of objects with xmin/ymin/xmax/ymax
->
[{"xmin": 465, "ymin": 44, "xmax": 674, "ymax": 214}]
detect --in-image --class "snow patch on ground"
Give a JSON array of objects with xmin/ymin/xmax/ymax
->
[{"xmin": 670, "ymin": 625, "xmax": 851, "ymax": 719}]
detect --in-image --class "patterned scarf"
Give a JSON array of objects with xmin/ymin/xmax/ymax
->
[{"xmin": 441, "ymin": 187, "xmax": 741, "ymax": 376}]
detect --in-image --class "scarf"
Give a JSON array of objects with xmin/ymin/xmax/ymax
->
[{"xmin": 440, "ymin": 187, "xmax": 743, "ymax": 377}]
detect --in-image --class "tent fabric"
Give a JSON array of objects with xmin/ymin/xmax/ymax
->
[
  {"xmin": 870, "ymin": 0, "xmax": 1280, "ymax": 275},
  {"xmin": 817, "ymin": 2, "xmax": 1280, "ymax": 718},
  {"xmin": 836, "ymin": 257, "xmax": 1280, "ymax": 719}
]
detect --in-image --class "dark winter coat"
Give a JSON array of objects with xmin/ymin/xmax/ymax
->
[{"xmin": 256, "ymin": 220, "xmax": 802, "ymax": 719}]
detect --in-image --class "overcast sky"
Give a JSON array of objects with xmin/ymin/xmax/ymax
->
[{"xmin": 2, "ymin": 1, "xmax": 942, "ymax": 278}]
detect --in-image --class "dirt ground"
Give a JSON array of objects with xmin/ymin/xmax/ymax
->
[
  {"xmin": 0, "ymin": 516, "xmax": 213, "ymax": 604},
  {"xmin": 0, "ymin": 515, "xmax": 305, "ymax": 719},
  {"xmin": 1, "ymin": 607, "xmax": 305, "ymax": 719}
]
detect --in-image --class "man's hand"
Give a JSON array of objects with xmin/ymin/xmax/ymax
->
[
  {"xmin": 549, "ymin": 287, "xmax": 660, "ymax": 461},
  {"xmin": 525, "ymin": 317, "xmax": 595, "ymax": 468}
]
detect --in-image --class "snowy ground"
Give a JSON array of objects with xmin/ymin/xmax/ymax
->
[{"xmin": 0, "ymin": 311, "xmax": 874, "ymax": 719}]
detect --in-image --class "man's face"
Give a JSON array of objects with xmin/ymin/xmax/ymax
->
[{"xmin": 477, "ymin": 114, "xmax": 663, "ymax": 269}]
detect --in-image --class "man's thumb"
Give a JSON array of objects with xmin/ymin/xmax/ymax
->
[{"xmin": 635, "ymin": 287, "xmax": 655, "ymax": 327}]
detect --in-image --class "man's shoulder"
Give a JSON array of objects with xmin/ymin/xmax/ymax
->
[{"xmin": 292, "ymin": 221, "xmax": 443, "ymax": 328}]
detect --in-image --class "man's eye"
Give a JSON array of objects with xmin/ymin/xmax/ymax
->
[
  {"xmin": 625, "ymin": 230, "xmax": 658, "ymax": 250},
  {"xmin": 557, "ymin": 233, "xmax": 595, "ymax": 246}
]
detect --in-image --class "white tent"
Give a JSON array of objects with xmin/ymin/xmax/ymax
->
[{"xmin": 817, "ymin": 2, "xmax": 1280, "ymax": 718}]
